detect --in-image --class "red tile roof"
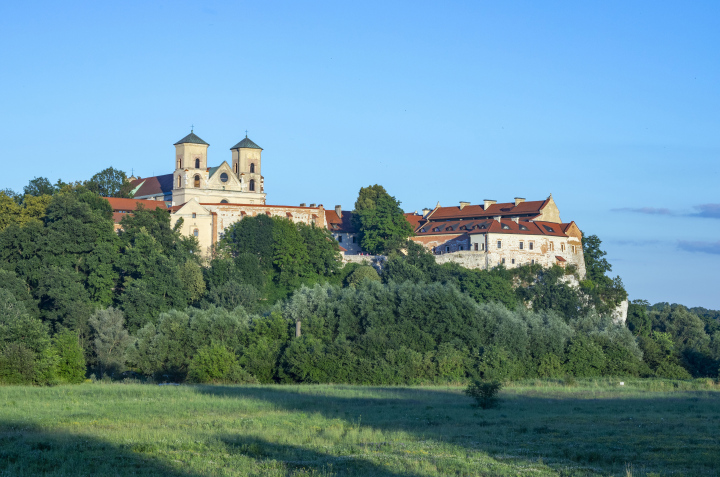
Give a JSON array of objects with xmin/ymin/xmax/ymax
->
[
  {"xmin": 555, "ymin": 256, "xmax": 567, "ymax": 262},
  {"xmin": 415, "ymin": 218, "xmax": 569, "ymax": 238},
  {"xmin": 404, "ymin": 213, "xmax": 424, "ymax": 232},
  {"xmin": 428, "ymin": 199, "xmax": 548, "ymax": 220},
  {"xmin": 105, "ymin": 197, "xmax": 169, "ymax": 212},
  {"xmin": 325, "ymin": 210, "xmax": 357, "ymax": 233}
]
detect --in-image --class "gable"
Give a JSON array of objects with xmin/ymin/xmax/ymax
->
[{"xmin": 206, "ymin": 162, "xmax": 241, "ymax": 189}]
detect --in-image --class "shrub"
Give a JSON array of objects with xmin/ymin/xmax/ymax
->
[
  {"xmin": 0, "ymin": 343, "xmax": 38, "ymax": 384},
  {"xmin": 465, "ymin": 379, "xmax": 502, "ymax": 409},
  {"xmin": 187, "ymin": 344, "xmax": 255, "ymax": 384},
  {"xmin": 53, "ymin": 330, "xmax": 86, "ymax": 384}
]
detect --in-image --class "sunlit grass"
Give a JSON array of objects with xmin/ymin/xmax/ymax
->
[{"xmin": 1, "ymin": 380, "xmax": 718, "ymax": 476}]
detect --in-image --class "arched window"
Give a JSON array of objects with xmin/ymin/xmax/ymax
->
[
  {"xmin": 250, "ymin": 163, "xmax": 255, "ymax": 173},
  {"xmin": 220, "ymin": 173, "xmax": 228, "ymax": 183},
  {"xmin": 177, "ymin": 176, "xmax": 181, "ymax": 188},
  {"xmin": 194, "ymin": 175, "xmax": 200, "ymax": 188},
  {"xmin": 234, "ymin": 163, "xmax": 238, "ymax": 173},
  {"xmin": 220, "ymin": 199, "xmax": 229, "ymax": 204},
  {"xmin": 193, "ymin": 229, "xmax": 199, "ymax": 237},
  {"xmin": 195, "ymin": 158, "xmax": 200, "ymax": 168},
  {"xmin": 177, "ymin": 159, "xmax": 181, "ymax": 169},
  {"xmin": 249, "ymin": 179, "xmax": 255, "ymax": 191}
]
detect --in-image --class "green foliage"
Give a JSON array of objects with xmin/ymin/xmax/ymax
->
[
  {"xmin": 566, "ymin": 336, "xmax": 606, "ymax": 377},
  {"xmin": 465, "ymin": 379, "xmax": 503, "ymax": 409},
  {"xmin": 86, "ymin": 167, "xmax": 132, "ymax": 198},
  {"xmin": 187, "ymin": 344, "xmax": 256, "ymax": 384},
  {"xmin": 582, "ymin": 234, "xmax": 611, "ymax": 282},
  {"xmin": 178, "ymin": 260, "xmax": 206, "ymax": 304},
  {"xmin": 52, "ymin": 330, "xmax": 86, "ymax": 384},
  {"xmin": 89, "ymin": 308, "xmax": 133, "ymax": 378},
  {"xmin": 346, "ymin": 265, "xmax": 380, "ymax": 287},
  {"xmin": 23, "ymin": 176, "xmax": 57, "ymax": 197},
  {"xmin": 352, "ymin": 185, "xmax": 414, "ymax": 254}
]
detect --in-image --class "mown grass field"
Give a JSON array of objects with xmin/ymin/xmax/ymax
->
[{"xmin": 0, "ymin": 380, "xmax": 718, "ymax": 476}]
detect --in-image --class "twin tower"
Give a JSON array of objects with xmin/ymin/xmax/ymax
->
[{"xmin": 171, "ymin": 131, "xmax": 267, "ymax": 206}]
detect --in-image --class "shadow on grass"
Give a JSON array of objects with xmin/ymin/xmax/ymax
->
[
  {"xmin": 196, "ymin": 385, "xmax": 720, "ymax": 476},
  {"xmin": 220, "ymin": 434, "xmax": 415, "ymax": 477},
  {"xmin": 0, "ymin": 420, "xmax": 200, "ymax": 477}
]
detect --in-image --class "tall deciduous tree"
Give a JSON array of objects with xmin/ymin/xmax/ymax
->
[
  {"xmin": 86, "ymin": 167, "xmax": 132, "ymax": 198},
  {"xmin": 352, "ymin": 185, "xmax": 414, "ymax": 255},
  {"xmin": 89, "ymin": 307, "xmax": 133, "ymax": 377},
  {"xmin": 23, "ymin": 177, "xmax": 57, "ymax": 197}
]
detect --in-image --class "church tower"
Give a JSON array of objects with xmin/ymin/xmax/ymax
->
[
  {"xmin": 173, "ymin": 130, "xmax": 209, "ymax": 192},
  {"xmin": 230, "ymin": 134, "xmax": 263, "ymax": 194}
]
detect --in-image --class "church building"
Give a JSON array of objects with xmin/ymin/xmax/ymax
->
[{"xmin": 126, "ymin": 131, "xmax": 325, "ymax": 255}]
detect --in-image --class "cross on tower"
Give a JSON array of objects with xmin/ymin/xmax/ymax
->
[
  {"xmin": 245, "ymin": 129, "xmax": 248, "ymax": 138},
  {"xmin": 191, "ymin": 124, "xmax": 194, "ymax": 132}
]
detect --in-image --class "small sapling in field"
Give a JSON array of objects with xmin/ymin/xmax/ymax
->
[{"xmin": 465, "ymin": 380, "xmax": 502, "ymax": 409}]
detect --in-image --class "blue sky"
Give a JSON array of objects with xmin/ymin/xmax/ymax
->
[{"xmin": 1, "ymin": 1, "xmax": 719, "ymax": 308}]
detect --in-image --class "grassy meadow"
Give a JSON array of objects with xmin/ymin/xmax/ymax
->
[{"xmin": 0, "ymin": 380, "xmax": 719, "ymax": 476}]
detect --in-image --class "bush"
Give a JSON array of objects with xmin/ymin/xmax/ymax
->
[
  {"xmin": 53, "ymin": 330, "xmax": 86, "ymax": 384},
  {"xmin": 465, "ymin": 379, "xmax": 502, "ymax": 409},
  {"xmin": 187, "ymin": 344, "xmax": 256, "ymax": 384}
]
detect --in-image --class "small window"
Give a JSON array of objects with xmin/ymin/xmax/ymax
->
[
  {"xmin": 497, "ymin": 240, "xmax": 502, "ymax": 249},
  {"xmin": 511, "ymin": 259, "xmax": 515, "ymax": 264},
  {"xmin": 220, "ymin": 199, "xmax": 229, "ymax": 204},
  {"xmin": 502, "ymin": 258, "xmax": 505, "ymax": 264},
  {"xmin": 433, "ymin": 227, "xmax": 440, "ymax": 232},
  {"xmin": 177, "ymin": 176, "xmax": 181, "ymax": 188},
  {"xmin": 460, "ymin": 225, "xmax": 466, "ymax": 230},
  {"xmin": 543, "ymin": 225, "xmax": 555, "ymax": 233},
  {"xmin": 177, "ymin": 159, "xmax": 181, "ymax": 169},
  {"xmin": 519, "ymin": 241, "xmax": 524, "ymax": 250},
  {"xmin": 529, "ymin": 242, "xmax": 534, "ymax": 250},
  {"xmin": 572, "ymin": 245, "xmax": 576, "ymax": 254},
  {"xmin": 249, "ymin": 179, "xmax": 255, "ymax": 191},
  {"xmin": 192, "ymin": 213, "xmax": 196, "ymax": 218},
  {"xmin": 193, "ymin": 229, "xmax": 199, "ymax": 237},
  {"xmin": 519, "ymin": 224, "xmax": 529, "ymax": 231},
  {"xmin": 338, "ymin": 235, "xmax": 343, "ymax": 243},
  {"xmin": 250, "ymin": 163, "xmax": 255, "ymax": 173},
  {"xmin": 561, "ymin": 243, "xmax": 566, "ymax": 252},
  {"xmin": 352, "ymin": 236, "xmax": 356, "ymax": 243},
  {"xmin": 445, "ymin": 226, "xmax": 453, "ymax": 231},
  {"xmin": 550, "ymin": 242, "xmax": 554, "ymax": 251},
  {"xmin": 194, "ymin": 175, "xmax": 200, "ymax": 188},
  {"xmin": 531, "ymin": 259, "xmax": 535, "ymax": 265},
  {"xmin": 234, "ymin": 163, "xmax": 238, "ymax": 173},
  {"xmin": 481, "ymin": 243, "xmax": 485, "ymax": 251},
  {"xmin": 479, "ymin": 224, "xmax": 486, "ymax": 229},
  {"xmin": 474, "ymin": 243, "xmax": 478, "ymax": 251},
  {"xmin": 445, "ymin": 246, "xmax": 450, "ymax": 252},
  {"xmin": 459, "ymin": 246, "xmax": 463, "ymax": 251},
  {"xmin": 501, "ymin": 224, "xmax": 510, "ymax": 230},
  {"xmin": 195, "ymin": 158, "xmax": 200, "ymax": 168},
  {"xmin": 220, "ymin": 173, "xmax": 228, "ymax": 183}
]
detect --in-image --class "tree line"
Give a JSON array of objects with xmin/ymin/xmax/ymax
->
[{"xmin": 0, "ymin": 178, "xmax": 717, "ymax": 384}]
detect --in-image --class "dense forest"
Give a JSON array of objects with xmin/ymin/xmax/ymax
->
[{"xmin": 0, "ymin": 173, "xmax": 718, "ymax": 385}]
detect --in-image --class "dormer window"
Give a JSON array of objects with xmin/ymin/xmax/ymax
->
[
  {"xmin": 445, "ymin": 226, "xmax": 453, "ymax": 231},
  {"xmin": 433, "ymin": 227, "xmax": 440, "ymax": 232},
  {"xmin": 519, "ymin": 224, "xmax": 529, "ymax": 231},
  {"xmin": 460, "ymin": 225, "xmax": 466, "ymax": 230},
  {"xmin": 543, "ymin": 225, "xmax": 555, "ymax": 233},
  {"xmin": 501, "ymin": 224, "xmax": 510, "ymax": 230}
]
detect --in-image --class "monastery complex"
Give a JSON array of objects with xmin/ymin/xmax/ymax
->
[{"xmin": 108, "ymin": 131, "xmax": 586, "ymax": 277}]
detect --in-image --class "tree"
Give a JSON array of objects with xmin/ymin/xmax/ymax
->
[
  {"xmin": 346, "ymin": 265, "xmax": 381, "ymax": 287},
  {"xmin": 89, "ymin": 307, "xmax": 133, "ymax": 377},
  {"xmin": 52, "ymin": 329, "xmax": 86, "ymax": 383},
  {"xmin": 582, "ymin": 234, "xmax": 612, "ymax": 282},
  {"xmin": 86, "ymin": 167, "xmax": 131, "ymax": 198},
  {"xmin": 23, "ymin": 177, "xmax": 57, "ymax": 197},
  {"xmin": 352, "ymin": 185, "xmax": 414, "ymax": 255}
]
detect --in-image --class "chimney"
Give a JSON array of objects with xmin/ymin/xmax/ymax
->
[
  {"xmin": 309, "ymin": 203, "xmax": 316, "ymax": 208},
  {"xmin": 512, "ymin": 217, "xmax": 519, "ymax": 224},
  {"xmin": 459, "ymin": 201, "xmax": 470, "ymax": 210},
  {"xmin": 514, "ymin": 197, "xmax": 525, "ymax": 206},
  {"xmin": 300, "ymin": 203, "xmax": 306, "ymax": 207},
  {"xmin": 483, "ymin": 199, "xmax": 497, "ymax": 210},
  {"xmin": 335, "ymin": 205, "xmax": 342, "ymax": 217},
  {"xmin": 494, "ymin": 216, "xmax": 502, "ymax": 223},
  {"xmin": 422, "ymin": 208, "xmax": 431, "ymax": 217}
]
